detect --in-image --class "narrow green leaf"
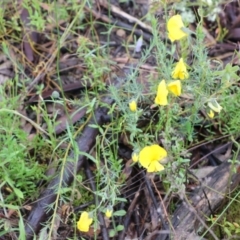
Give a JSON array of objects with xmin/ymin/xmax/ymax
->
[{"xmin": 113, "ymin": 210, "xmax": 126, "ymax": 216}]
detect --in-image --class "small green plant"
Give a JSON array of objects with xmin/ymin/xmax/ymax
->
[{"xmin": 206, "ymin": 189, "xmax": 240, "ymax": 239}]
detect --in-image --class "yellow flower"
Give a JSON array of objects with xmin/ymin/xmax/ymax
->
[
  {"xmin": 132, "ymin": 152, "xmax": 139, "ymax": 162},
  {"xmin": 208, "ymin": 100, "xmax": 222, "ymax": 113},
  {"xmin": 77, "ymin": 211, "xmax": 93, "ymax": 232},
  {"xmin": 167, "ymin": 80, "xmax": 181, "ymax": 96},
  {"xmin": 139, "ymin": 144, "xmax": 167, "ymax": 173},
  {"xmin": 167, "ymin": 14, "xmax": 188, "ymax": 42},
  {"xmin": 154, "ymin": 80, "xmax": 168, "ymax": 106},
  {"xmin": 129, "ymin": 100, "xmax": 137, "ymax": 112},
  {"xmin": 105, "ymin": 209, "xmax": 112, "ymax": 218},
  {"xmin": 172, "ymin": 58, "xmax": 189, "ymax": 80},
  {"xmin": 207, "ymin": 110, "xmax": 214, "ymax": 119}
]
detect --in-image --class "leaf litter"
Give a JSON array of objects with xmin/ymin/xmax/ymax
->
[{"xmin": 1, "ymin": 0, "xmax": 240, "ymax": 239}]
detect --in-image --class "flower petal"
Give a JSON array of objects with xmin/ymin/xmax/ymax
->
[
  {"xmin": 77, "ymin": 211, "xmax": 93, "ymax": 232},
  {"xmin": 129, "ymin": 100, "xmax": 137, "ymax": 112},
  {"xmin": 167, "ymin": 15, "xmax": 188, "ymax": 42},
  {"xmin": 132, "ymin": 152, "xmax": 139, "ymax": 162},
  {"xmin": 207, "ymin": 110, "xmax": 214, "ymax": 118},
  {"xmin": 147, "ymin": 161, "xmax": 165, "ymax": 172},
  {"xmin": 168, "ymin": 80, "xmax": 181, "ymax": 96},
  {"xmin": 149, "ymin": 144, "xmax": 167, "ymax": 161},
  {"xmin": 172, "ymin": 58, "xmax": 189, "ymax": 80},
  {"xmin": 208, "ymin": 100, "xmax": 222, "ymax": 113},
  {"xmin": 139, "ymin": 146, "xmax": 152, "ymax": 168},
  {"xmin": 105, "ymin": 209, "xmax": 112, "ymax": 218},
  {"xmin": 139, "ymin": 144, "xmax": 167, "ymax": 172},
  {"xmin": 154, "ymin": 80, "xmax": 169, "ymax": 106}
]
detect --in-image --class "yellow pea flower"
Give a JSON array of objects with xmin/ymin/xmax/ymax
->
[
  {"xmin": 139, "ymin": 144, "xmax": 167, "ymax": 173},
  {"xmin": 129, "ymin": 100, "xmax": 137, "ymax": 112},
  {"xmin": 132, "ymin": 152, "xmax": 139, "ymax": 162},
  {"xmin": 208, "ymin": 100, "xmax": 223, "ymax": 113},
  {"xmin": 167, "ymin": 15, "xmax": 188, "ymax": 42},
  {"xmin": 233, "ymin": 222, "xmax": 240, "ymax": 228},
  {"xmin": 172, "ymin": 58, "xmax": 189, "ymax": 80},
  {"xmin": 207, "ymin": 110, "xmax": 214, "ymax": 119},
  {"xmin": 105, "ymin": 209, "xmax": 113, "ymax": 218},
  {"xmin": 155, "ymin": 80, "xmax": 169, "ymax": 106},
  {"xmin": 77, "ymin": 211, "xmax": 93, "ymax": 232},
  {"xmin": 167, "ymin": 80, "xmax": 181, "ymax": 96}
]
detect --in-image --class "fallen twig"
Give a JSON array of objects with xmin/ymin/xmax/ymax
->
[
  {"xmin": 144, "ymin": 173, "xmax": 169, "ymax": 239},
  {"xmin": 24, "ymin": 64, "xmax": 132, "ymax": 239},
  {"xmin": 84, "ymin": 6, "xmax": 152, "ymax": 42},
  {"xmin": 118, "ymin": 185, "xmax": 141, "ymax": 240},
  {"xmin": 169, "ymin": 161, "xmax": 240, "ymax": 240},
  {"xmin": 98, "ymin": 0, "xmax": 153, "ymax": 33},
  {"xmin": 24, "ymin": 106, "xmax": 110, "ymax": 239}
]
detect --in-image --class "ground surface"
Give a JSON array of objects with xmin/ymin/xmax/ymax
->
[{"xmin": 1, "ymin": 0, "xmax": 240, "ymax": 240}]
